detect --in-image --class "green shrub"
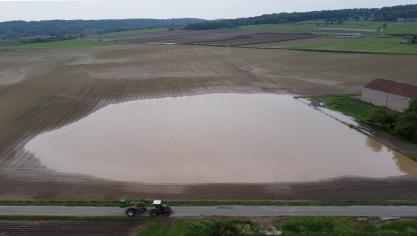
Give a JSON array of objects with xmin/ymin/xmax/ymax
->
[
  {"xmin": 369, "ymin": 108, "xmax": 400, "ymax": 128},
  {"xmin": 406, "ymin": 99, "xmax": 417, "ymax": 113},
  {"xmin": 184, "ymin": 220, "xmax": 263, "ymax": 236},
  {"xmin": 395, "ymin": 112, "xmax": 417, "ymax": 143},
  {"xmin": 381, "ymin": 219, "xmax": 417, "ymax": 232},
  {"xmin": 362, "ymin": 223, "xmax": 378, "ymax": 232}
]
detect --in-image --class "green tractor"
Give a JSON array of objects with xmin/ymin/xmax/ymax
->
[
  {"xmin": 148, "ymin": 200, "xmax": 174, "ymax": 217},
  {"xmin": 120, "ymin": 199, "xmax": 173, "ymax": 217}
]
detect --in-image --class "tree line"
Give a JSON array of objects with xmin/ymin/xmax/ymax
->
[
  {"xmin": 0, "ymin": 18, "xmax": 205, "ymax": 40},
  {"xmin": 185, "ymin": 4, "xmax": 417, "ymax": 30}
]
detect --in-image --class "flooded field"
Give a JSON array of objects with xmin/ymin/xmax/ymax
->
[{"xmin": 24, "ymin": 93, "xmax": 417, "ymax": 184}]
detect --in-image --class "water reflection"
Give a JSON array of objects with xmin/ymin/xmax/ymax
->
[
  {"xmin": 393, "ymin": 151, "xmax": 417, "ymax": 176},
  {"xmin": 366, "ymin": 137, "xmax": 383, "ymax": 153}
]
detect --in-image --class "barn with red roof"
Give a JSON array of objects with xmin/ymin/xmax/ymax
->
[{"xmin": 361, "ymin": 79, "xmax": 417, "ymax": 112}]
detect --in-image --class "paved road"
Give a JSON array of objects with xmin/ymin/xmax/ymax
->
[{"xmin": 1, "ymin": 206, "xmax": 417, "ymax": 217}]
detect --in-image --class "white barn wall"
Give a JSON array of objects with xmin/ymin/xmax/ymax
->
[{"xmin": 361, "ymin": 88, "xmax": 411, "ymax": 112}]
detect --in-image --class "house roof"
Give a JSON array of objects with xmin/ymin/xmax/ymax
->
[{"xmin": 365, "ymin": 79, "xmax": 417, "ymax": 98}]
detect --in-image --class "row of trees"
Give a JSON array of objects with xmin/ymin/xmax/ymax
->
[
  {"xmin": 371, "ymin": 99, "xmax": 417, "ymax": 143},
  {"xmin": 185, "ymin": 4, "xmax": 417, "ymax": 30},
  {"xmin": 0, "ymin": 18, "xmax": 205, "ymax": 40}
]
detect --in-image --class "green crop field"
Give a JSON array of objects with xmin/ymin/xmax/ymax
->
[
  {"xmin": 0, "ymin": 39, "xmax": 118, "ymax": 49},
  {"xmin": 317, "ymin": 20, "xmax": 382, "ymax": 30},
  {"xmin": 239, "ymin": 21, "xmax": 417, "ymax": 35},
  {"xmin": 384, "ymin": 22, "xmax": 417, "ymax": 35},
  {"xmin": 288, "ymin": 36, "xmax": 417, "ymax": 54},
  {"xmin": 98, "ymin": 28, "xmax": 166, "ymax": 37},
  {"xmin": 239, "ymin": 21, "xmax": 380, "ymax": 33}
]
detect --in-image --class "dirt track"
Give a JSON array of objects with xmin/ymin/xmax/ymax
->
[{"xmin": 1, "ymin": 43, "xmax": 417, "ymax": 200}]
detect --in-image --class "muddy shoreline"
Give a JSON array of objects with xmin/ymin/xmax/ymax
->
[{"xmin": 2, "ymin": 166, "xmax": 417, "ymax": 200}]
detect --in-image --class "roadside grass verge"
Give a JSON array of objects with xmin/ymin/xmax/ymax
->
[
  {"xmin": 2, "ymin": 199, "xmax": 417, "ymax": 207},
  {"xmin": 381, "ymin": 219, "xmax": 417, "ymax": 232},
  {"xmin": 138, "ymin": 219, "xmax": 263, "ymax": 236},
  {"xmin": 0, "ymin": 39, "xmax": 119, "ymax": 49},
  {"xmin": 279, "ymin": 217, "xmax": 357, "ymax": 235},
  {"xmin": 278, "ymin": 217, "xmax": 417, "ymax": 235},
  {"xmin": 287, "ymin": 36, "xmax": 417, "ymax": 54}
]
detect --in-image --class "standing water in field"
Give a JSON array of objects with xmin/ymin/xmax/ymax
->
[{"xmin": 24, "ymin": 94, "xmax": 417, "ymax": 183}]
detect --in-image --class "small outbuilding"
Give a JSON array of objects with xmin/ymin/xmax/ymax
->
[
  {"xmin": 361, "ymin": 79, "xmax": 417, "ymax": 112},
  {"xmin": 337, "ymin": 33, "xmax": 363, "ymax": 38}
]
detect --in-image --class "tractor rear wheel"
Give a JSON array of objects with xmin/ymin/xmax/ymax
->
[{"xmin": 126, "ymin": 208, "xmax": 136, "ymax": 217}]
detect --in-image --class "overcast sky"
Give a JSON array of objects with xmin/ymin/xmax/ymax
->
[{"xmin": 1, "ymin": 0, "xmax": 417, "ymax": 22}]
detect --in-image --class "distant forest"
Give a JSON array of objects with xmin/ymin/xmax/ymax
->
[
  {"xmin": 185, "ymin": 4, "xmax": 417, "ymax": 30},
  {"xmin": 0, "ymin": 18, "xmax": 205, "ymax": 40}
]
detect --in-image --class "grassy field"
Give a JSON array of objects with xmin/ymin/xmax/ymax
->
[
  {"xmin": 385, "ymin": 22, "xmax": 417, "ymax": 35},
  {"xmin": 309, "ymin": 94, "xmax": 391, "ymax": 123},
  {"xmin": 239, "ymin": 21, "xmax": 416, "ymax": 34},
  {"xmin": 239, "ymin": 21, "xmax": 380, "ymax": 33},
  {"xmin": 288, "ymin": 36, "xmax": 417, "ymax": 54},
  {"xmin": 318, "ymin": 21, "xmax": 382, "ymax": 30},
  {"xmin": 240, "ymin": 23, "xmax": 316, "ymax": 32},
  {"xmin": 0, "ymin": 39, "xmax": 118, "ymax": 49},
  {"xmin": 98, "ymin": 28, "xmax": 166, "ymax": 38}
]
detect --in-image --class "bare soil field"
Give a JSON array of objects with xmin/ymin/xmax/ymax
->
[
  {"xmin": 0, "ymin": 221, "xmax": 145, "ymax": 236},
  {"xmin": 1, "ymin": 42, "xmax": 417, "ymax": 200},
  {"xmin": 186, "ymin": 33, "xmax": 316, "ymax": 46},
  {"xmin": 101, "ymin": 30, "xmax": 316, "ymax": 47},
  {"xmin": 240, "ymin": 37, "xmax": 338, "ymax": 49}
]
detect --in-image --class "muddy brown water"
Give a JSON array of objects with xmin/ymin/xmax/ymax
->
[{"xmin": 24, "ymin": 94, "xmax": 417, "ymax": 184}]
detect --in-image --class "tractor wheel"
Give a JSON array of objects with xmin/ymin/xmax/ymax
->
[
  {"xmin": 126, "ymin": 208, "xmax": 136, "ymax": 217},
  {"xmin": 162, "ymin": 212, "xmax": 170, "ymax": 217},
  {"xmin": 150, "ymin": 209, "xmax": 159, "ymax": 217}
]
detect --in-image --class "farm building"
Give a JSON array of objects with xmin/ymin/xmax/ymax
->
[
  {"xmin": 337, "ymin": 33, "xmax": 363, "ymax": 38},
  {"xmin": 361, "ymin": 79, "xmax": 417, "ymax": 112}
]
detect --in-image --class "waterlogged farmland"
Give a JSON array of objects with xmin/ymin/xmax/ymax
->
[{"xmin": 25, "ymin": 94, "xmax": 417, "ymax": 184}]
